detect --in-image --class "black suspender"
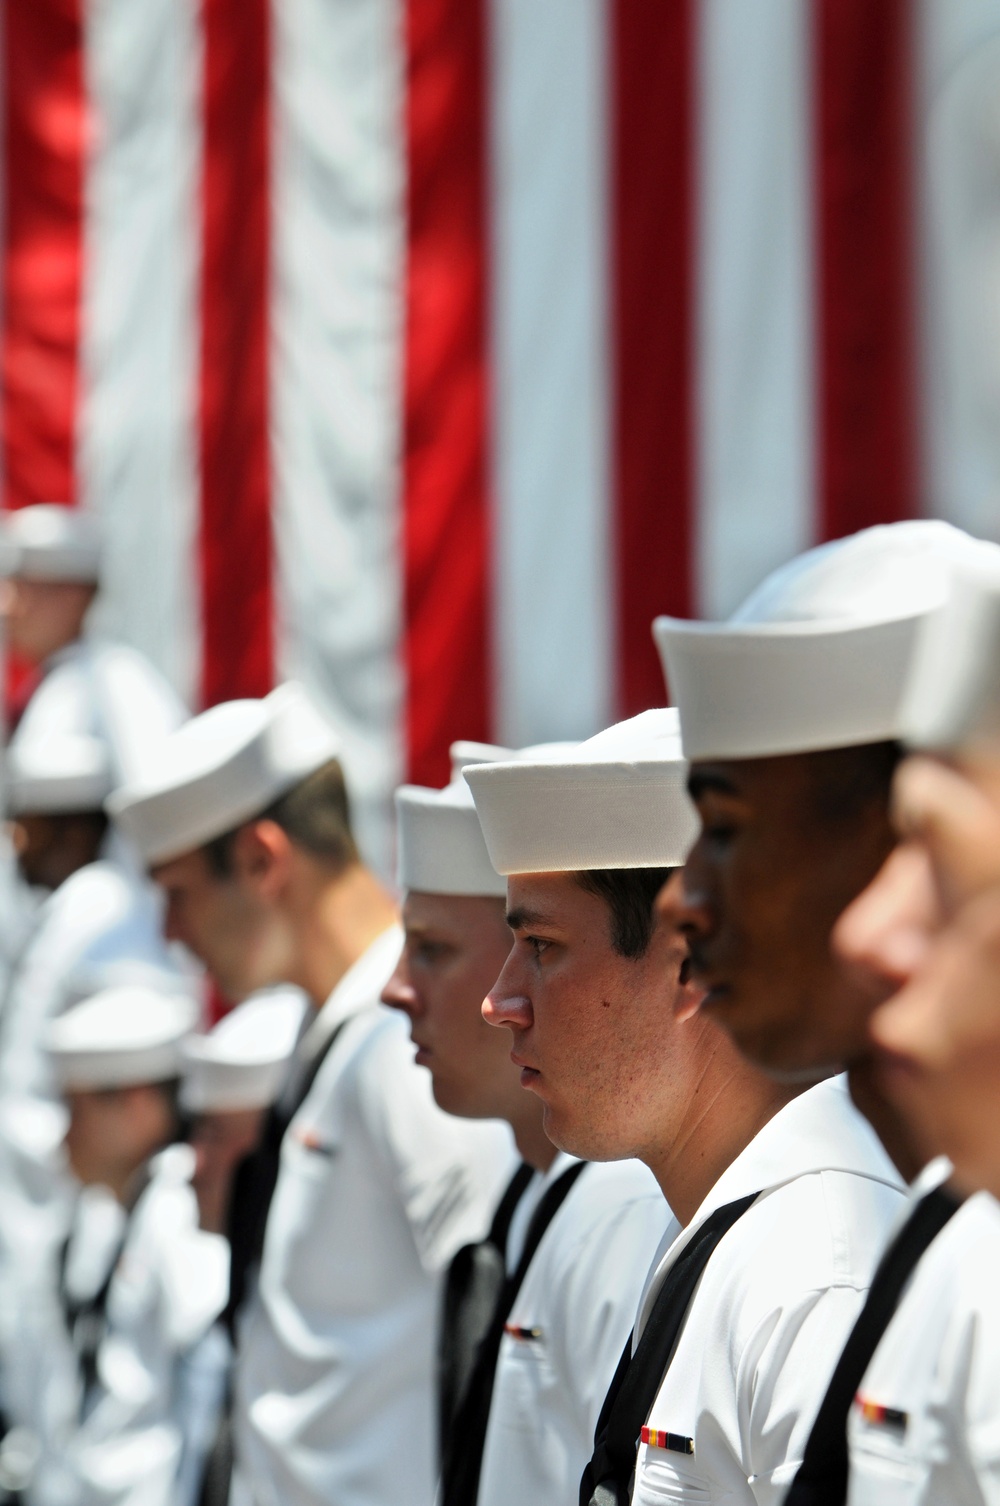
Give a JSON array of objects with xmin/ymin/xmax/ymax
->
[
  {"xmin": 223, "ymin": 1015, "xmax": 351, "ymax": 1333},
  {"xmin": 440, "ymin": 1159, "xmax": 588, "ymax": 1506},
  {"xmin": 438, "ymin": 1161, "xmax": 535, "ymax": 1460},
  {"xmin": 57, "ymin": 1209, "xmax": 131, "ymax": 1421},
  {"xmin": 784, "ymin": 1184, "xmax": 963, "ymax": 1506},
  {"xmin": 580, "ymin": 1190, "xmax": 761, "ymax": 1506}
]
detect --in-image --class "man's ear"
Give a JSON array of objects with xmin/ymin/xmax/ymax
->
[
  {"xmin": 673, "ymin": 959, "xmax": 707, "ymax": 1024},
  {"xmin": 230, "ymin": 818, "xmax": 294, "ymax": 899}
]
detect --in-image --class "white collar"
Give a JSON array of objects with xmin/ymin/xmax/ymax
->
[{"xmin": 635, "ymin": 1076, "xmax": 903, "ymax": 1336}]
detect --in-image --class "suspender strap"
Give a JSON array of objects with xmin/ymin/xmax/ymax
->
[
  {"xmin": 441, "ymin": 1159, "xmax": 588, "ymax": 1506},
  {"xmin": 785, "ymin": 1184, "xmax": 962, "ymax": 1506},
  {"xmin": 581, "ymin": 1190, "xmax": 761, "ymax": 1506},
  {"xmin": 438, "ymin": 1161, "xmax": 535, "ymax": 1460},
  {"xmin": 58, "ymin": 1217, "xmax": 131, "ymax": 1420},
  {"xmin": 223, "ymin": 1016, "xmax": 350, "ymax": 1333}
]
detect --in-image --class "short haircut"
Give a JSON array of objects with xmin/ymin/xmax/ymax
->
[
  {"xmin": 805, "ymin": 740, "xmax": 902, "ymax": 828},
  {"xmin": 204, "ymin": 758, "xmax": 359, "ymax": 878},
  {"xmin": 575, "ymin": 867, "xmax": 674, "ymax": 959}
]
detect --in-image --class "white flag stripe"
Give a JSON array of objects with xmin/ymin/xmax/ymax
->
[
  {"xmin": 489, "ymin": 0, "xmax": 613, "ymax": 746},
  {"xmin": 78, "ymin": 0, "xmax": 201, "ymax": 705},
  {"xmin": 270, "ymin": 0, "xmax": 405, "ymax": 872},
  {"xmin": 694, "ymin": 0, "xmax": 815, "ymax": 621}
]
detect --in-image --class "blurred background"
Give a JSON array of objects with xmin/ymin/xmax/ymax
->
[{"xmin": 4, "ymin": 0, "xmax": 1000, "ymax": 872}]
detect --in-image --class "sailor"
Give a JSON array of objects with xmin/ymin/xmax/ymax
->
[
  {"xmin": 13, "ymin": 983, "xmax": 228, "ymax": 1506},
  {"xmin": 465, "ymin": 708, "xmax": 906, "ymax": 1506},
  {"xmin": 382, "ymin": 744, "xmax": 672, "ymax": 1506},
  {"xmin": 830, "ymin": 555, "xmax": 1000, "ymax": 1504},
  {"xmin": 0, "ymin": 504, "xmax": 185, "ymax": 787},
  {"xmin": 179, "ymin": 990, "xmax": 308, "ymax": 1506},
  {"xmin": 108, "ymin": 683, "xmax": 514, "ymax": 1506},
  {"xmin": 654, "ymin": 519, "xmax": 1000, "ymax": 1503},
  {"xmin": 0, "ymin": 678, "xmax": 178, "ymax": 1325}
]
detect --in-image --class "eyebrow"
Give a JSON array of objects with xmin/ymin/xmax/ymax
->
[
  {"xmin": 505, "ymin": 906, "xmax": 554, "ymax": 932},
  {"xmin": 687, "ymin": 769, "xmax": 739, "ymax": 800}
]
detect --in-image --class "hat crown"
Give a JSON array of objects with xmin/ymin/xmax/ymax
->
[{"xmin": 732, "ymin": 520, "xmax": 992, "ymax": 628}]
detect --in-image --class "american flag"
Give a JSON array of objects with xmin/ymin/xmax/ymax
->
[{"xmin": 3, "ymin": 0, "xmax": 1000, "ymax": 868}]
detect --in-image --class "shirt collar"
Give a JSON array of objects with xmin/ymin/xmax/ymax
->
[{"xmin": 300, "ymin": 923, "xmax": 403, "ymax": 1062}]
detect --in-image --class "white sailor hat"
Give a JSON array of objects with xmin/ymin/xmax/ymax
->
[
  {"xmin": 6, "ymin": 665, "xmax": 114, "ymax": 814},
  {"xmin": 396, "ymin": 740, "xmax": 517, "ymax": 898},
  {"xmin": 464, "ymin": 709, "xmax": 698, "ymax": 875},
  {"xmin": 180, "ymin": 990, "xmax": 307, "ymax": 1114},
  {"xmin": 6, "ymin": 733, "xmax": 112, "ymax": 816},
  {"xmin": 654, "ymin": 521, "xmax": 1000, "ymax": 762},
  {"xmin": 107, "ymin": 682, "xmax": 341, "ymax": 866},
  {"xmin": 899, "ymin": 554, "xmax": 1000, "ymax": 752},
  {"xmin": 47, "ymin": 986, "xmax": 199, "ymax": 1091},
  {"xmin": 0, "ymin": 505, "xmax": 102, "ymax": 583}
]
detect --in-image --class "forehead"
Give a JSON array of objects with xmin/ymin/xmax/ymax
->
[
  {"xmin": 151, "ymin": 846, "xmax": 215, "ymax": 888},
  {"xmin": 402, "ymin": 889, "xmax": 505, "ymax": 936},
  {"xmin": 505, "ymin": 870, "xmax": 596, "ymax": 924}
]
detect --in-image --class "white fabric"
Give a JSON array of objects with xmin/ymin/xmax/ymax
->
[
  {"xmin": 15, "ymin": 1146, "xmax": 229, "ymax": 1506},
  {"xmin": 6, "ymin": 733, "xmax": 113, "ymax": 816},
  {"xmin": 270, "ymin": 0, "xmax": 405, "ymax": 880},
  {"xmin": 900, "ymin": 556, "xmax": 1000, "ymax": 750},
  {"xmin": 229, "ymin": 927, "xmax": 515, "ymax": 1506},
  {"xmin": 396, "ymin": 776, "xmax": 507, "ymax": 898},
  {"xmin": 16, "ymin": 640, "xmax": 186, "ymax": 797},
  {"xmin": 0, "ymin": 861, "xmax": 179, "ymax": 1330},
  {"xmin": 490, "ymin": 0, "xmax": 613, "ymax": 748},
  {"xmin": 46, "ymin": 986, "xmax": 198, "ymax": 1091},
  {"xmin": 78, "ymin": 0, "xmax": 202, "ymax": 703},
  {"xmin": 631, "ymin": 1077, "xmax": 906, "ymax": 1506},
  {"xmin": 0, "ymin": 506, "xmax": 102, "ymax": 582},
  {"xmin": 180, "ymin": 990, "xmax": 308, "ymax": 1114},
  {"xmin": 478, "ymin": 1155, "xmax": 675, "ymax": 1506},
  {"xmin": 655, "ymin": 521, "xmax": 1000, "ymax": 761},
  {"xmin": 695, "ymin": 0, "xmax": 813, "ymax": 618},
  {"xmin": 465, "ymin": 709, "xmax": 698, "ymax": 874},
  {"xmin": 109, "ymin": 682, "xmax": 340, "ymax": 865},
  {"xmin": 847, "ymin": 1189, "xmax": 1000, "ymax": 1506}
]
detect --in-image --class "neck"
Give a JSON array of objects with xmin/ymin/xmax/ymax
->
[
  {"xmin": 296, "ymin": 862, "xmax": 398, "ymax": 1007},
  {"xmin": 511, "ymin": 1097, "xmax": 559, "ymax": 1173},
  {"xmin": 847, "ymin": 1056, "xmax": 930, "ymax": 1184},
  {"xmin": 645, "ymin": 1038, "xmax": 799, "ymax": 1225}
]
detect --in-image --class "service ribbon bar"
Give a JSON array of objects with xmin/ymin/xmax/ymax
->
[{"xmin": 640, "ymin": 1428, "xmax": 694, "ymax": 1456}]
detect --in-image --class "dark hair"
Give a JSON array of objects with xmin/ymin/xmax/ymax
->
[
  {"xmin": 806, "ymin": 741, "xmax": 902, "ymax": 827},
  {"xmin": 204, "ymin": 758, "xmax": 359, "ymax": 878},
  {"xmin": 575, "ymin": 867, "xmax": 675, "ymax": 959}
]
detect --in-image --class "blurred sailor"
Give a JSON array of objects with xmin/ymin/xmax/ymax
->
[
  {"xmin": 0, "ymin": 677, "xmax": 178, "ymax": 1322},
  {"xmin": 109, "ymin": 683, "xmax": 513, "ymax": 1506},
  {"xmin": 829, "ymin": 554, "xmax": 1000, "ymax": 1504},
  {"xmin": 654, "ymin": 520, "xmax": 1000, "ymax": 1503},
  {"xmin": 180, "ymin": 990, "xmax": 307, "ymax": 1506},
  {"xmin": 0, "ymin": 504, "xmax": 184, "ymax": 787},
  {"xmin": 466, "ymin": 710, "xmax": 905, "ymax": 1506},
  {"xmin": 383, "ymin": 746, "xmax": 671, "ymax": 1506},
  {"xmin": 13, "ymin": 984, "xmax": 227, "ymax": 1506}
]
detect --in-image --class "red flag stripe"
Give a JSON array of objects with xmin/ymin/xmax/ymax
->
[
  {"xmin": 197, "ymin": 0, "xmax": 274, "ymax": 707},
  {"xmin": 610, "ymin": 0, "xmax": 696, "ymax": 716},
  {"xmin": 814, "ymin": 0, "xmax": 918, "ymax": 542},
  {"xmin": 402, "ymin": 0, "xmax": 493, "ymax": 787},
  {"xmin": 1, "ymin": 0, "xmax": 86, "ymax": 512}
]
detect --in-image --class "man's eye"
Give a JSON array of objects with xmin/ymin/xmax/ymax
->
[{"xmin": 526, "ymin": 936, "xmax": 551, "ymax": 959}]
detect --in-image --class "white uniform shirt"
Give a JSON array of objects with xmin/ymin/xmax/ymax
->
[
  {"xmin": 16, "ymin": 1146, "xmax": 229, "ymax": 1506},
  {"xmin": 0, "ymin": 862, "xmax": 177, "ymax": 1312},
  {"xmin": 477, "ymin": 1154, "xmax": 675, "ymax": 1506},
  {"xmin": 632, "ymin": 1077, "xmax": 906, "ymax": 1506},
  {"xmin": 18, "ymin": 639, "xmax": 186, "ymax": 787},
  {"xmin": 230, "ymin": 928, "xmax": 515, "ymax": 1506},
  {"xmin": 848, "ymin": 1184, "xmax": 1000, "ymax": 1506}
]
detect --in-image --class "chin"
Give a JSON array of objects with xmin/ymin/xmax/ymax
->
[{"xmin": 542, "ymin": 1105, "xmax": 626, "ymax": 1163}]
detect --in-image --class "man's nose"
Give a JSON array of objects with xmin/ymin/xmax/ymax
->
[
  {"xmin": 833, "ymin": 843, "xmax": 936, "ymax": 992},
  {"xmin": 659, "ymin": 851, "xmax": 714, "ymax": 941},
  {"xmin": 482, "ymin": 949, "xmax": 532, "ymax": 1031},
  {"xmin": 380, "ymin": 957, "xmax": 420, "ymax": 1019}
]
